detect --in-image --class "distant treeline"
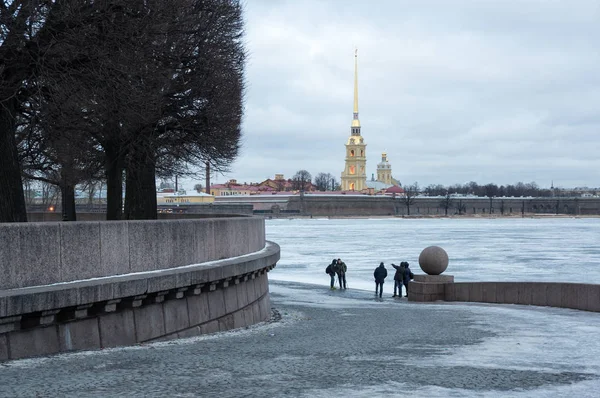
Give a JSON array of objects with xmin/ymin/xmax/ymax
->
[{"xmin": 420, "ymin": 181, "xmax": 595, "ymax": 198}]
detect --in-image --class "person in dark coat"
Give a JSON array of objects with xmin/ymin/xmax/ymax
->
[
  {"xmin": 373, "ymin": 262, "xmax": 388, "ymax": 298},
  {"xmin": 391, "ymin": 262, "xmax": 406, "ymax": 297},
  {"xmin": 326, "ymin": 259, "xmax": 338, "ymax": 290},
  {"xmin": 403, "ymin": 262, "xmax": 413, "ymax": 297},
  {"xmin": 336, "ymin": 258, "xmax": 347, "ymax": 289}
]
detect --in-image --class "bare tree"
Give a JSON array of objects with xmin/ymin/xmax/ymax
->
[
  {"xmin": 439, "ymin": 191, "xmax": 454, "ymax": 216},
  {"xmin": 275, "ymin": 179, "xmax": 286, "ymax": 192},
  {"xmin": 401, "ymin": 182, "xmax": 419, "ymax": 216},
  {"xmin": 292, "ymin": 170, "xmax": 312, "ymax": 191},
  {"xmin": 314, "ymin": 172, "xmax": 334, "ymax": 191},
  {"xmin": 455, "ymin": 199, "xmax": 466, "ymax": 215},
  {"xmin": 194, "ymin": 183, "xmax": 204, "ymax": 193},
  {"xmin": 484, "ymin": 183, "xmax": 498, "ymax": 214}
]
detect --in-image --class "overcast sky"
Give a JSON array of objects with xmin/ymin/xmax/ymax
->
[{"xmin": 199, "ymin": 0, "xmax": 600, "ymax": 190}]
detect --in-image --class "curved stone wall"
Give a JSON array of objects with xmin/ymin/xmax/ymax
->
[
  {"xmin": 0, "ymin": 217, "xmax": 265, "ymax": 290},
  {"xmin": 0, "ymin": 218, "xmax": 278, "ymax": 361}
]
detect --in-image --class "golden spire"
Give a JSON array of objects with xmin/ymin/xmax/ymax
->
[{"xmin": 351, "ymin": 48, "xmax": 360, "ymax": 129}]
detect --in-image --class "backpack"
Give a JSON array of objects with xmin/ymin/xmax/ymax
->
[{"xmin": 325, "ymin": 264, "xmax": 332, "ymax": 274}]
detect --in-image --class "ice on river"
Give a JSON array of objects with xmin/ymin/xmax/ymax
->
[{"xmin": 266, "ymin": 217, "xmax": 600, "ymax": 292}]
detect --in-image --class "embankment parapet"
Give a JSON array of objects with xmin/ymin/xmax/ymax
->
[
  {"xmin": 0, "ymin": 218, "xmax": 278, "ymax": 361},
  {"xmin": 409, "ymin": 280, "xmax": 600, "ymax": 313},
  {"xmin": 0, "ymin": 217, "xmax": 265, "ymax": 290}
]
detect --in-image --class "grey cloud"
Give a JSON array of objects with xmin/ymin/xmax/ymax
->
[{"xmin": 211, "ymin": 0, "xmax": 600, "ymax": 189}]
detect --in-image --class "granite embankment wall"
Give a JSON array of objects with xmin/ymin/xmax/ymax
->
[
  {"xmin": 409, "ymin": 278, "xmax": 600, "ymax": 312},
  {"xmin": 284, "ymin": 196, "xmax": 600, "ymax": 216},
  {"xmin": 0, "ymin": 218, "xmax": 279, "ymax": 361}
]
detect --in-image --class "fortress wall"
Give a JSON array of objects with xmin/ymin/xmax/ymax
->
[
  {"xmin": 285, "ymin": 196, "xmax": 600, "ymax": 216},
  {"xmin": 0, "ymin": 217, "xmax": 264, "ymax": 290}
]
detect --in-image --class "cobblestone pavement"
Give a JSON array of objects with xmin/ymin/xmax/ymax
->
[{"xmin": 0, "ymin": 281, "xmax": 598, "ymax": 397}]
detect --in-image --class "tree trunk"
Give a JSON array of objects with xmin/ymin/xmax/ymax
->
[
  {"xmin": 60, "ymin": 182, "xmax": 77, "ymax": 221},
  {"xmin": 105, "ymin": 144, "xmax": 124, "ymax": 220},
  {"xmin": 205, "ymin": 161, "xmax": 211, "ymax": 194},
  {"xmin": 124, "ymin": 144, "xmax": 157, "ymax": 220},
  {"xmin": 0, "ymin": 103, "xmax": 27, "ymax": 222}
]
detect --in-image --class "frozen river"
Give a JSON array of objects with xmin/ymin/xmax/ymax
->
[{"xmin": 266, "ymin": 217, "xmax": 600, "ymax": 292}]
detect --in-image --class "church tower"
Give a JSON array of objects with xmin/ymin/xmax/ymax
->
[
  {"xmin": 341, "ymin": 49, "xmax": 367, "ymax": 191},
  {"xmin": 377, "ymin": 152, "xmax": 392, "ymax": 185}
]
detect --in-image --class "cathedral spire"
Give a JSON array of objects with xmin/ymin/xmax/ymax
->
[{"xmin": 351, "ymin": 48, "xmax": 361, "ymax": 131}]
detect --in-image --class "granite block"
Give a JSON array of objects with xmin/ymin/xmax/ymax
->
[
  {"xmin": 199, "ymin": 320, "xmax": 219, "ymax": 335},
  {"xmin": 547, "ymin": 284, "xmax": 562, "ymax": 307},
  {"xmin": 207, "ymin": 289, "xmax": 226, "ymax": 319},
  {"xmin": 530, "ymin": 284, "xmax": 548, "ymax": 307},
  {"xmin": 481, "ymin": 283, "xmax": 497, "ymax": 303},
  {"xmin": 58, "ymin": 318, "xmax": 101, "ymax": 352},
  {"xmin": 0, "ymin": 335, "xmax": 8, "ymax": 361},
  {"xmin": 576, "ymin": 284, "xmax": 589, "ymax": 310},
  {"xmin": 133, "ymin": 304, "xmax": 165, "ymax": 342},
  {"xmin": 128, "ymin": 221, "xmax": 160, "ymax": 272},
  {"xmin": 187, "ymin": 294, "xmax": 210, "ymax": 326},
  {"xmin": 100, "ymin": 221, "xmax": 129, "ymax": 275},
  {"xmin": 7, "ymin": 224, "xmax": 61, "ymax": 289},
  {"xmin": 503, "ymin": 283, "xmax": 519, "ymax": 304},
  {"xmin": 468, "ymin": 284, "xmax": 483, "ymax": 302},
  {"xmin": 243, "ymin": 306, "xmax": 254, "ymax": 326},
  {"xmin": 223, "ymin": 285, "xmax": 239, "ymax": 314},
  {"xmin": 561, "ymin": 284, "xmax": 579, "ymax": 309},
  {"xmin": 163, "ymin": 298, "xmax": 190, "ymax": 334},
  {"xmin": 99, "ymin": 309, "xmax": 136, "ymax": 348},
  {"xmin": 586, "ymin": 285, "xmax": 600, "ymax": 312},
  {"xmin": 9, "ymin": 326, "xmax": 60, "ymax": 359},
  {"xmin": 232, "ymin": 309, "xmax": 246, "ymax": 329},
  {"xmin": 454, "ymin": 284, "xmax": 469, "ymax": 302},
  {"xmin": 195, "ymin": 220, "xmax": 215, "ymax": 263},
  {"xmin": 59, "ymin": 222, "xmax": 102, "ymax": 282},
  {"xmin": 444, "ymin": 283, "xmax": 456, "ymax": 301},
  {"xmin": 517, "ymin": 283, "xmax": 533, "ymax": 305},
  {"xmin": 218, "ymin": 314, "xmax": 234, "ymax": 332}
]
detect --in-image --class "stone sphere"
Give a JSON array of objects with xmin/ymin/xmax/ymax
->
[{"xmin": 418, "ymin": 246, "xmax": 449, "ymax": 275}]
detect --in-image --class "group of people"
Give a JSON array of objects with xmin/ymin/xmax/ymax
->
[
  {"xmin": 325, "ymin": 258, "xmax": 414, "ymax": 298},
  {"xmin": 374, "ymin": 261, "xmax": 413, "ymax": 298},
  {"xmin": 325, "ymin": 258, "xmax": 347, "ymax": 289}
]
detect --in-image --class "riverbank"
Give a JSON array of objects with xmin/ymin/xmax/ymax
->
[{"xmin": 1, "ymin": 280, "xmax": 599, "ymax": 397}]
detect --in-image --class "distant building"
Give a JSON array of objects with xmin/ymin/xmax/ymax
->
[
  {"xmin": 340, "ymin": 50, "xmax": 401, "ymax": 193},
  {"xmin": 341, "ymin": 49, "xmax": 368, "ymax": 192},
  {"xmin": 157, "ymin": 192, "xmax": 214, "ymax": 205}
]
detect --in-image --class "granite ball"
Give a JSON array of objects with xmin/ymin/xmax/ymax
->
[{"xmin": 418, "ymin": 246, "xmax": 449, "ymax": 275}]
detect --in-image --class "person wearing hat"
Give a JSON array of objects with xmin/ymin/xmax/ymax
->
[{"xmin": 373, "ymin": 262, "xmax": 388, "ymax": 298}]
